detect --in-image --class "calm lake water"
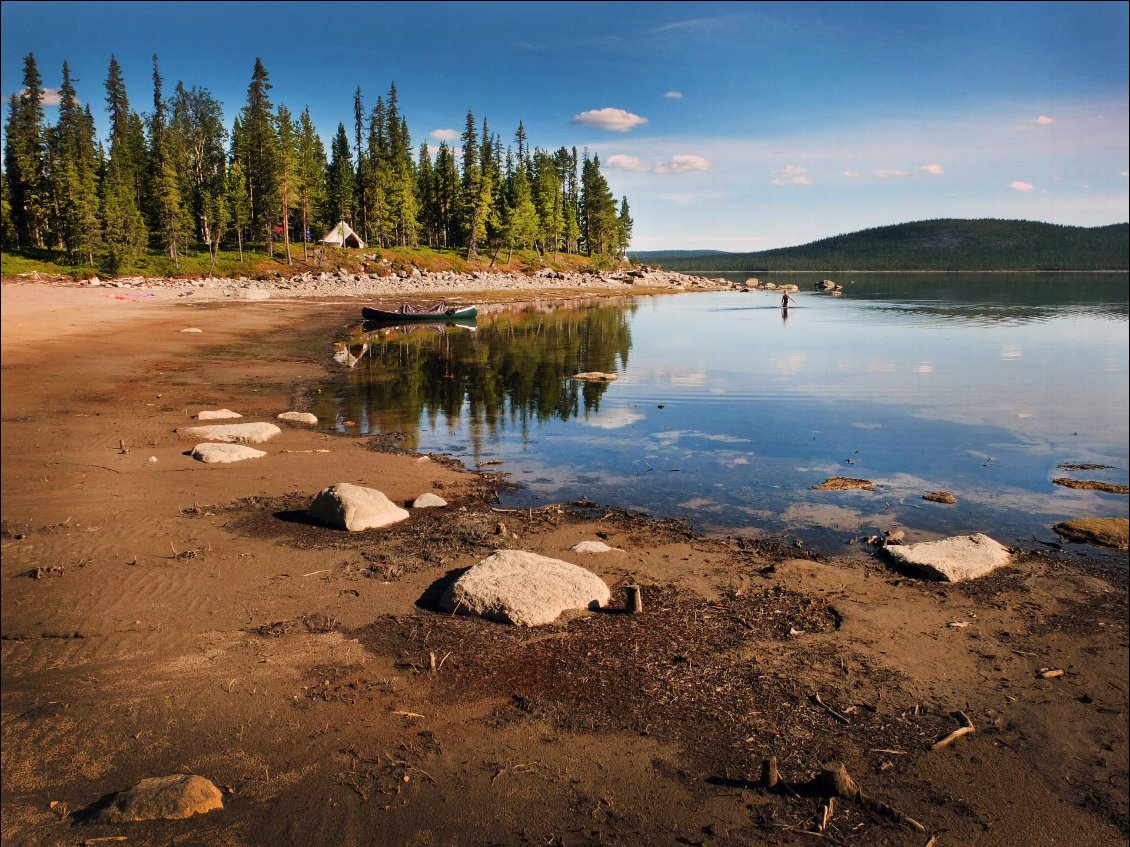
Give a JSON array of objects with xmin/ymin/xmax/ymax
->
[{"xmin": 314, "ymin": 272, "xmax": 1129, "ymax": 557}]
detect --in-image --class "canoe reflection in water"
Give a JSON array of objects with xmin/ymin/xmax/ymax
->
[{"xmin": 333, "ymin": 319, "xmax": 477, "ymax": 368}]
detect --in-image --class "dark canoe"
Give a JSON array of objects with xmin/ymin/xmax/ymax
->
[{"xmin": 361, "ymin": 304, "xmax": 478, "ymax": 322}]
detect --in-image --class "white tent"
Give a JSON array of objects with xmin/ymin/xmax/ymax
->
[{"xmin": 319, "ymin": 221, "xmax": 366, "ymax": 249}]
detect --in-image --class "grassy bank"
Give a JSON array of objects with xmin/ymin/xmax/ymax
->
[{"xmin": 0, "ymin": 243, "xmax": 623, "ymax": 281}]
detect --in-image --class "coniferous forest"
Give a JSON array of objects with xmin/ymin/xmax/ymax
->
[{"xmin": 1, "ymin": 54, "xmax": 633, "ymax": 274}]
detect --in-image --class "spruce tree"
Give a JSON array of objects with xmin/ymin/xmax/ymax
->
[
  {"xmin": 295, "ymin": 108, "xmax": 327, "ymax": 260},
  {"xmin": 100, "ymin": 55, "xmax": 148, "ymax": 271},
  {"xmin": 326, "ymin": 123, "xmax": 356, "ymax": 227},
  {"xmin": 433, "ymin": 141, "xmax": 460, "ymax": 249},
  {"xmin": 51, "ymin": 62, "xmax": 101, "ymax": 265},
  {"xmin": 225, "ymin": 156, "xmax": 251, "ymax": 261},
  {"xmin": 148, "ymin": 55, "xmax": 189, "ymax": 265},
  {"xmin": 4, "ymin": 54, "xmax": 50, "ymax": 247},
  {"xmin": 617, "ymin": 196, "xmax": 633, "ymax": 258},
  {"xmin": 275, "ymin": 104, "xmax": 296, "ymax": 264},
  {"xmin": 239, "ymin": 58, "xmax": 279, "ymax": 254}
]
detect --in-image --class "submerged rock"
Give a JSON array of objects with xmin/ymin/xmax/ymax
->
[
  {"xmin": 881, "ymin": 533, "xmax": 1011, "ymax": 581},
  {"xmin": 277, "ymin": 411, "xmax": 318, "ymax": 425},
  {"xmin": 812, "ymin": 476, "xmax": 874, "ymax": 491},
  {"xmin": 923, "ymin": 491, "xmax": 958, "ymax": 504},
  {"xmin": 177, "ymin": 422, "xmax": 281, "ymax": 444},
  {"xmin": 307, "ymin": 483, "xmax": 409, "ymax": 531},
  {"xmin": 439, "ymin": 549, "xmax": 610, "ymax": 626},
  {"xmin": 1052, "ymin": 478, "xmax": 1129, "ymax": 494},
  {"xmin": 1053, "ymin": 518, "xmax": 1128, "ymax": 550},
  {"xmin": 571, "ymin": 372, "xmax": 618, "ymax": 382},
  {"xmin": 190, "ymin": 443, "xmax": 267, "ymax": 464},
  {"xmin": 95, "ymin": 774, "xmax": 223, "ymax": 822}
]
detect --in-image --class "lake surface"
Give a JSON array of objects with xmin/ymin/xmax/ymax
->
[{"xmin": 314, "ymin": 273, "xmax": 1129, "ymax": 557}]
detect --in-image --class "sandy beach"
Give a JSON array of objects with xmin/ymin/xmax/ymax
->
[{"xmin": 1, "ymin": 274, "xmax": 1126, "ymax": 847}]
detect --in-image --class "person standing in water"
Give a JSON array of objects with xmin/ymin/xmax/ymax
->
[{"xmin": 781, "ymin": 291, "xmax": 796, "ymax": 309}]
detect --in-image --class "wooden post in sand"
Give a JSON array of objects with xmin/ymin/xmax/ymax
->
[{"xmin": 625, "ymin": 584, "xmax": 643, "ymax": 614}]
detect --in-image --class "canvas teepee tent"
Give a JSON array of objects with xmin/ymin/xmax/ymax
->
[{"xmin": 319, "ymin": 221, "xmax": 366, "ymax": 249}]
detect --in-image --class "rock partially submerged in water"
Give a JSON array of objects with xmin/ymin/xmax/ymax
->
[
  {"xmin": 812, "ymin": 476, "xmax": 874, "ymax": 491},
  {"xmin": 178, "ymin": 422, "xmax": 280, "ymax": 444},
  {"xmin": 1053, "ymin": 518, "xmax": 1129, "ymax": 550},
  {"xmin": 190, "ymin": 443, "xmax": 267, "ymax": 464},
  {"xmin": 923, "ymin": 491, "xmax": 958, "ymax": 504},
  {"xmin": 439, "ymin": 549, "xmax": 611, "ymax": 626},
  {"xmin": 95, "ymin": 774, "xmax": 223, "ymax": 822},
  {"xmin": 882, "ymin": 533, "xmax": 1011, "ymax": 581},
  {"xmin": 277, "ymin": 411, "xmax": 318, "ymax": 425},
  {"xmin": 307, "ymin": 483, "xmax": 409, "ymax": 531},
  {"xmin": 571, "ymin": 372, "xmax": 618, "ymax": 382},
  {"xmin": 1052, "ymin": 478, "xmax": 1129, "ymax": 494}
]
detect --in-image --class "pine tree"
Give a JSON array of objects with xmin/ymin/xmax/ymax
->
[
  {"xmin": 4, "ymin": 54, "xmax": 50, "ymax": 247},
  {"xmin": 532, "ymin": 149, "xmax": 562, "ymax": 254},
  {"xmin": 364, "ymin": 97, "xmax": 391, "ymax": 246},
  {"xmin": 100, "ymin": 55, "xmax": 148, "ymax": 271},
  {"xmin": 50, "ymin": 61, "xmax": 100, "ymax": 265},
  {"xmin": 504, "ymin": 153, "xmax": 539, "ymax": 262},
  {"xmin": 353, "ymin": 86, "xmax": 367, "ymax": 237},
  {"xmin": 239, "ymin": 58, "xmax": 279, "ymax": 254},
  {"xmin": 415, "ymin": 141, "xmax": 436, "ymax": 247},
  {"xmin": 148, "ymin": 55, "xmax": 189, "ymax": 266},
  {"xmin": 295, "ymin": 108, "xmax": 326, "ymax": 260},
  {"xmin": 275, "ymin": 104, "xmax": 296, "ymax": 264},
  {"xmin": 0, "ymin": 171, "xmax": 16, "ymax": 248},
  {"xmin": 581, "ymin": 152, "xmax": 618, "ymax": 257},
  {"xmin": 617, "ymin": 196, "xmax": 633, "ymax": 258},
  {"xmin": 325, "ymin": 123, "xmax": 356, "ymax": 226},
  {"xmin": 224, "ymin": 156, "xmax": 251, "ymax": 261},
  {"xmin": 433, "ymin": 141, "xmax": 460, "ymax": 249}
]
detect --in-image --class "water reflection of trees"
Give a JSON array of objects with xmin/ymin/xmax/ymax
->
[{"xmin": 319, "ymin": 302, "xmax": 634, "ymax": 453}]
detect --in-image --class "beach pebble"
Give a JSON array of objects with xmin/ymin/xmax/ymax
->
[
  {"xmin": 277, "ymin": 411, "xmax": 318, "ymax": 425},
  {"xmin": 439, "ymin": 549, "xmax": 610, "ymax": 626},
  {"xmin": 307, "ymin": 483, "xmax": 409, "ymax": 531},
  {"xmin": 570, "ymin": 540, "xmax": 620, "ymax": 554},
  {"xmin": 180, "ymin": 327, "xmax": 203, "ymax": 333},
  {"xmin": 195, "ymin": 409, "xmax": 242, "ymax": 420},
  {"xmin": 147, "ymin": 456, "xmax": 158, "ymax": 463},
  {"xmin": 178, "ymin": 422, "xmax": 281, "ymax": 444},
  {"xmin": 190, "ymin": 443, "xmax": 267, "ymax": 464},
  {"xmin": 412, "ymin": 492, "xmax": 447, "ymax": 508},
  {"xmin": 95, "ymin": 774, "xmax": 223, "ymax": 823},
  {"xmin": 881, "ymin": 533, "xmax": 1011, "ymax": 581}
]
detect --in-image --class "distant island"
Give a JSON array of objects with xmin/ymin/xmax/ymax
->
[{"xmin": 635, "ymin": 219, "xmax": 1129, "ymax": 272}]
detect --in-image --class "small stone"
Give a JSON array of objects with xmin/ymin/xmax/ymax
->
[
  {"xmin": 571, "ymin": 372, "xmax": 618, "ymax": 382},
  {"xmin": 570, "ymin": 541, "xmax": 619, "ymax": 554},
  {"xmin": 147, "ymin": 456, "xmax": 158, "ymax": 463},
  {"xmin": 411, "ymin": 492, "xmax": 447, "ymax": 509},
  {"xmin": 923, "ymin": 491, "xmax": 957, "ymax": 504}
]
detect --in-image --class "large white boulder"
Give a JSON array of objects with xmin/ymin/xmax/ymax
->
[
  {"xmin": 439, "ymin": 549, "xmax": 610, "ymax": 626},
  {"xmin": 190, "ymin": 443, "xmax": 267, "ymax": 464},
  {"xmin": 882, "ymin": 533, "xmax": 1011, "ymax": 582},
  {"xmin": 177, "ymin": 422, "xmax": 281, "ymax": 444},
  {"xmin": 307, "ymin": 483, "xmax": 409, "ymax": 531},
  {"xmin": 412, "ymin": 492, "xmax": 448, "ymax": 508}
]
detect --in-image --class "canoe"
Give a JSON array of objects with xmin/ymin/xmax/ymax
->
[{"xmin": 361, "ymin": 303, "xmax": 478, "ymax": 322}]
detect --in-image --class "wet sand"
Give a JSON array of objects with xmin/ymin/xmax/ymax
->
[{"xmin": 2, "ymin": 279, "xmax": 1127, "ymax": 847}]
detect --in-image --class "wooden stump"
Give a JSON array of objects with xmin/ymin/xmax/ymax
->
[
  {"xmin": 815, "ymin": 761, "xmax": 860, "ymax": 798},
  {"xmin": 760, "ymin": 756, "xmax": 780, "ymax": 789},
  {"xmin": 625, "ymin": 584, "xmax": 643, "ymax": 614}
]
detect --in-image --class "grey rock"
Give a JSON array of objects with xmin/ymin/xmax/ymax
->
[
  {"xmin": 307, "ymin": 483, "xmax": 410, "ymax": 531},
  {"xmin": 190, "ymin": 443, "xmax": 267, "ymax": 464},
  {"xmin": 439, "ymin": 549, "xmax": 610, "ymax": 626},
  {"xmin": 882, "ymin": 533, "xmax": 1011, "ymax": 581}
]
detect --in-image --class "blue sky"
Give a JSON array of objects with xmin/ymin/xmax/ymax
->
[{"xmin": 2, "ymin": 1, "xmax": 1127, "ymax": 250}]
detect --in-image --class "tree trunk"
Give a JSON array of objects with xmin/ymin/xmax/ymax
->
[{"xmin": 237, "ymin": 229, "xmax": 244, "ymax": 262}]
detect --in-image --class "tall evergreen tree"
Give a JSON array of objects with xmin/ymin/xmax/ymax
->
[
  {"xmin": 433, "ymin": 140, "xmax": 460, "ymax": 249},
  {"xmin": 325, "ymin": 123, "xmax": 356, "ymax": 227},
  {"xmin": 295, "ymin": 108, "xmax": 326, "ymax": 260},
  {"xmin": 617, "ymin": 196, "xmax": 633, "ymax": 257},
  {"xmin": 238, "ymin": 58, "xmax": 279, "ymax": 254},
  {"xmin": 352, "ymin": 86, "xmax": 367, "ymax": 237},
  {"xmin": 148, "ymin": 54, "xmax": 189, "ymax": 265},
  {"xmin": 364, "ymin": 97, "xmax": 391, "ymax": 246},
  {"xmin": 101, "ymin": 55, "xmax": 148, "ymax": 271},
  {"xmin": 415, "ymin": 141, "xmax": 436, "ymax": 247},
  {"xmin": 580, "ymin": 152, "xmax": 618, "ymax": 257},
  {"xmin": 50, "ymin": 62, "xmax": 101, "ymax": 264},
  {"xmin": 224, "ymin": 155, "xmax": 251, "ymax": 261},
  {"xmin": 4, "ymin": 54, "xmax": 50, "ymax": 247},
  {"xmin": 275, "ymin": 104, "xmax": 296, "ymax": 264}
]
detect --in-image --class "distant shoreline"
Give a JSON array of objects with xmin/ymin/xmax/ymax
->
[{"xmin": 657, "ymin": 268, "xmax": 1130, "ymax": 274}]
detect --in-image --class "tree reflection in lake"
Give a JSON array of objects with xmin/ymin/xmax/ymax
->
[{"xmin": 317, "ymin": 300, "xmax": 634, "ymax": 453}]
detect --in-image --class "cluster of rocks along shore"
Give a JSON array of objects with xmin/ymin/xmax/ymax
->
[{"xmin": 20, "ymin": 266, "xmax": 746, "ymax": 301}]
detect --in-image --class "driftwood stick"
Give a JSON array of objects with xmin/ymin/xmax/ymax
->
[
  {"xmin": 810, "ymin": 692, "xmax": 851, "ymax": 725},
  {"xmin": 760, "ymin": 756, "xmax": 780, "ymax": 790},
  {"xmin": 931, "ymin": 710, "xmax": 976, "ymax": 750}
]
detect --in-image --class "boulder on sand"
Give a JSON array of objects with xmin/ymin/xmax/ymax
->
[
  {"xmin": 195, "ymin": 409, "xmax": 241, "ymax": 420},
  {"xmin": 177, "ymin": 422, "xmax": 281, "ymax": 444},
  {"xmin": 95, "ymin": 774, "xmax": 223, "ymax": 822},
  {"xmin": 881, "ymin": 532, "xmax": 1011, "ymax": 582},
  {"xmin": 412, "ymin": 492, "xmax": 448, "ymax": 508},
  {"xmin": 190, "ymin": 443, "xmax": 267, "ymax": 464},
  {"xmin": 439, "ymin": 549, "xmax": 611, "ymax": 626},
  {"xmin": 277, "ymin": 411, "xmax": 318, "ymax": 425},
  {"xmin": 307, "ymin": 483, "xmax": 409, "ymax": 531}
]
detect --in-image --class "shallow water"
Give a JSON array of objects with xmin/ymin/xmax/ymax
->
[{"xmin": 315, "ymin": 273, "xmax": 1129, "ymax": 557}]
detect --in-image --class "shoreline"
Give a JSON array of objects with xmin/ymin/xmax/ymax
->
[{"xmin": 2, "ymin": 275, "xmax": 1127, "ymax": 846}]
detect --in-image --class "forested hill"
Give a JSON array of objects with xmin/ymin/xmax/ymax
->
[{"xmin": 637, "ymin": 220, "xmax": 1129, "ymax": 271}]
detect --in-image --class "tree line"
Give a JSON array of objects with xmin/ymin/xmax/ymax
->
[{"xmin": 2, "ymin": 54, "xmax": 633, "ymax": 273}]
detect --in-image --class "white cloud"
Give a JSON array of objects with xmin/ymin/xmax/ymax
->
[
  {"xmin": 581, "ymin": 409, "xmax": 644, "ymax": 430},
  {"xmin": 1035, "ymin": 115, "xmax": 1056, "ymax": 125},
  {"xmin": 843, "ymin": 170, "xmax": 860, "ymax": 178},
  {"xmin": 770, "ymin": 165, "xmax": 813, "ymax": 186},
  {"xmin": 875, "ymin": 169, "xmax": 910, "ymax": 179},
  {"xmin": 662, "ymin": 90, "xmax": 684, "ymax": 99},
  {"xmin": 572, "ymin": 107, "xmax": 648, "ymax": 132},
  {"xmin": 1121, "ymin": 170, "xmax": 1129, "ymax": 177},
  {"xmin": 1009, "ymin": 180, "xmax": 1034, "ymax": 191},
  {"xmin": 20, "ymin": 87, "xmax": 62, "ymax": 106},
  {"xmin": 605, "ymin": 153, "xmax": 711, "ymax": 174},
  {"xmin": 917, "ymin": 163, "xmax": 944, "ymax": 175},
  {"xmin": 429, "ymin": 128, "xmax": 459, "ymax": 141}
]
